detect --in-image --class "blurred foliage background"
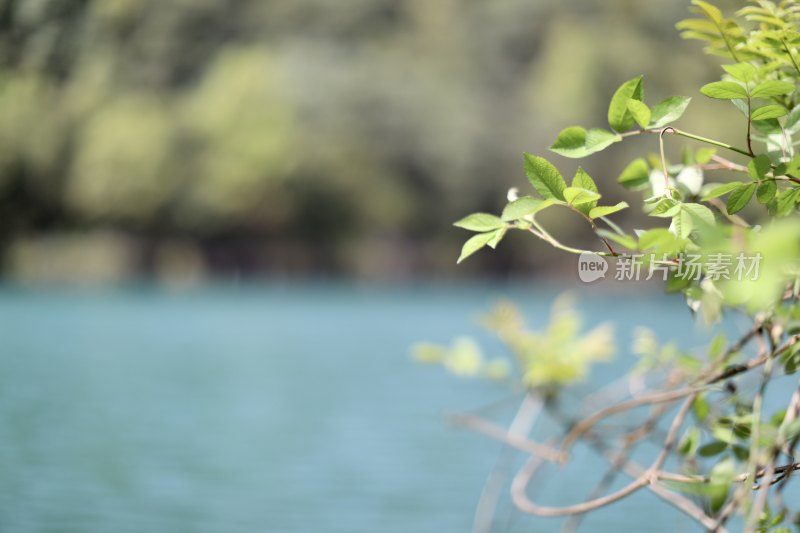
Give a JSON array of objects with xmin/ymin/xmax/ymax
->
[{"xmin": 0, "ymin": 0, "xmax": 745, "ymax": 283}]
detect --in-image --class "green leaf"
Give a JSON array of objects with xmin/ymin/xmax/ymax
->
[
  {"xmin": 747, "ymin": 154, "xmax": 771, "ymax": 180},
  {"xmin": 454, "ymin": 213, "xmax": 505, "ymax": 232},
  {"xmin": 487, "ymin": 227, "xmax": 506, "ymax": 249},
  {"xmin": 785, "ymin": 105, "xmax": 800, "ymax": 132},
  {"xmin": 675, "ymin": 203, "xmax": 715, "ymax": 238},
  {"xmin": 501, "ymin": 197, "xmax": 555, "ymax": 221},
  {"xmin": 589, "ymin": 202, "xmax": 629, "ymax": 219},
  {"xmin": 700, "ymin": 81, "xmax": 748, "ymax": 99},
  {"xmin": 726, "ymin": 182, "xmax": 756, "ymax": 214},
  {"xmin": 618, "ymin": 158, "xmax": 650, "ymax": 189},
  {"xmin": 648, "ymin": 96, "xmax": 691, "ymax": 129},
  {"xmin": 702, "ymin": 181, "xmax": 743, "ymax": 200},
  {"xmin": 608, "ymin": 76, "xmax": 644, "ymax": 133},
  {"xmin": 756, "ymin": 180, "xmax": 777, "ymax": 203},
  {"xmin": 708, "ymin": 333, "xmax": 726, "ymax": 358},
  {"xmin": 457, "ymin": 231, "xmax": 496, "ymax": 264},
  {"xmin": 698, "ymin": 440, "xmax": 728, "ymax": 457},
  {"xmin": 751, "ymin": 104, "xmax": 788, "ymax": 121},
  {"xmin": 524, "ymin": 154, "xmax": 567, "ymax": 200},
  {"xmin": 695, "ymin": 147, "xmax": 716, "ymax": 164},
  {"xmin": 692, "ymin": 0, "xmax": 723, "ymax": 24},
  {"xmin": 678, "ymin": 427, "xmax": 700, "ymax": 457},
  {"xmin": 775, "ymin": 188, "xmax": 800, "ymax": 216},
  {"xmin": 638, "ymin": 228, "xmax": 678, "ymax": 250},
  {"xmin": 683, "ymin": 203, "xmax": 715, "ymax": 226},
  {"xmin": 650, "ymin": 197, "xmax": 681, "ymax": 217},
  {"xmin": 597, "ymin": 229, "xmax": 637, "ymax": 250},
  {"xmin": 693, "ymin": 394, "xmax": 710, "ymax": 422},
  {"xmin": 626, "ymin": 99, "xmax": 651, "ymax": 129},
  {"xmin": 571, "ymin": 167, "xmax": 598, "ymax": 193},
  {"xmin": 751, "ymin": 80, "xmax": 795, "ymax": 98},
  {"xmin": 722, "ymin": 62, "xmax": 757, "ymax": 83},
  {"xmin": 549, "ymin": 127, "xmax": 621, "ymax": 158},
  {"xmin": 563, "ymin": 187, "xmax": 601, "ymax": 206}
]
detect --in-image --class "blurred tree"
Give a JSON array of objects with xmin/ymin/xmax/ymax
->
[{"xmin": 0, "ymin": 0, "xmax": 730, "ymax": 280}]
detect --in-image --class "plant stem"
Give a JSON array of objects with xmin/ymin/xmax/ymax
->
[
  {"xmin": 527, "ymin": 222, "xmax": 613, "ymax": 257},
  {"xmin": 620, "ymin": 128, "xmax": 752, "ymax": 158},
  {"xmin": 746, "ymin": 97, "xmax": 755, "ymax": 156}
]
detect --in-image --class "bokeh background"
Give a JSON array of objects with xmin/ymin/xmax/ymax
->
[
  {"xmin": 0, "ymin": 1, "xmax": 753, "ymax": 532},
  {"xmin": 0, "ymin": 0, "xmax": 744, "ymax": 283}
]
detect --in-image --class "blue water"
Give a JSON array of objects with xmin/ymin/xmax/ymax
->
[{"xmin": 0, "ymin": 283, "xmax": 774, "ymax": 532}]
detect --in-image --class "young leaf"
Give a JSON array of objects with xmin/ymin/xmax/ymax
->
[
  {"xmin": 675, "ymin": 203, "xmax": 714, "ymax": 238},
  {"xmin": 487, "ymin": 227, "xmax": 507, "ymax": 249},
  {"xmin": 649, "ymin": 96, "xmax": 691, "ymax": 128},
  {"xmin": 785, "ymin": 105, "xmax": 800, "ymax": 133},
  {"xmin": 563, "ymin": 187, "xmax": 601, "ymax": 206},
  {"xmin": 589, "ymin": 202, "xmax": 628, "ymax": 219},
  {"xmin": 692, "ymin": 0, "xmax": 723, "ymax": 24},
  {"xmin": 722, "ymin": 62, "xmax": 757, "ymax": 83},
  {"xmin": 524, "ymin": 154, "xmax": 567, "ymax": 200},
  {"xmin": 695, "ymin": 147, "xmax": 716, "ymax": 164},
  {"xmin": 608, "ymin": 76, "xmax": 644, "ymax": 133},
  {"xmin": 457, "ymin": 231, "xmax": 497, "ymax": 264},
  {"xmin": 549, "ymin": 127, "xmax": 620, "ymax": 158},
  {"xmin": 638, "ymin": 228, "xmax": 679, "ymax": 250},
  {"xmin": 597, "ymin": 229, "xmax": 637, "ymax": 250},
  {"xmin": 501, "ymin": 197, "xmax": 555, "ymax": 221},
  {"xmin": 682, "ymin": 203, "xmax": 715, "ymax": 226},
  {"xmin": 775, "ymin": 188, "xmax": 800, "ymax": 216},
  {"xmin": 572, "ymin": 167, "xmax": 598, "ymax": 193},
  {"xmin": 756, "ymin": 180, "xmax": 777, "ymax": 203},
  {"xmin": 747, "ymin": 154, "xmax": 772, "ymax": 180},
  {"xmin": 618, "ymin": 158, "xmax": 650, "ymax": 189},
  {"xmin": 726, "ymin": 182, "xmax": 756, "ymax": 214},
  {"xmin": 751, "ymin": 104, "xmax": 788, "ymax": 121},
  {"xmin": 453, "ymin": 213, "xmax": 505, "ymax": 232},
  {"xmin": 751, "ymin": 80, "xmax": 795, "ymax": 98},
  {"xmin": 700, "ymin": 81, "xmax": 748, "ymax": 99},
  {"xmin": 702, "ymin": 181, "xmax": 743, "ymax": 200},
  {"xmin": 626, "ymin": 99, "xmax": 651, "ymax": 129}
]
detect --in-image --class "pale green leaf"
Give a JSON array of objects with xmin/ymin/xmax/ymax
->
[
  {"xmin": 501, "ymin": 197, "xmax": 555, "ymax": 221},
  {"xmin": 649, "ymin": 96, "xmax": 692, "ymax": 128},
  {"xmin": 700, "ymin": 81, "xmax": 748, "ymax": 99},
  {"xmin": 750, "ymin": 80, "xmax": 795, "ymax": 98},
  {"xmin": 487, "ymin": 227, "xmax": 507, "ymax": 249},
  {"xmin": 626, "ymin": 99, "xmax": 651, "ymax": 129},
  {"xmin": 692, "ymin": 0, "xmax": 723, "ymax": 24},
  {"xmin": 589, "ymin": 202, "xmax": 629, "ymax": 219},
  {"xmin": 563, "ymin": 186, "xmax": 601, "ymax": 206},
  {"xmin": 597, "ymin": 229, "xmax": 637, "ymax": 250},
  {"xmin": 453, "ymin": 213, "xmax": 505, "ymax": 232},
  {"xmin": 549, "ymin": 127, "xmax": 620, "ymax": 158},
  {"xmin": 457, "ymin": 231, "xmax": 496, "ymax": 264},
  {"xmin": 721, "ymin": 62, "xmax": 757, "ymax": 82},
  {"xmin": 751, "ymin": 104, "xmax": 788, "ymax": 121},
  {"xmin": 571, "ymin": 167, "xmax": 598, "ymax": 193},
  {"xmin": 618, "ymin": 158, "xmax": 650, "ymax": 190}
]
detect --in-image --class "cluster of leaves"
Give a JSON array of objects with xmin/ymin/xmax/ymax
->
[
  {"xmin": 414, "ymin": 296, "xmax": 614, "ymax": 391},
  {"xmin": 424, "ymin": 1, "xmax": 800, "ymax": 531}
]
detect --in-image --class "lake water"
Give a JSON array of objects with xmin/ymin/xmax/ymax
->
[{"xmin": 0, "ymin": 283, "xmax": 775, "ymax": 532}]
